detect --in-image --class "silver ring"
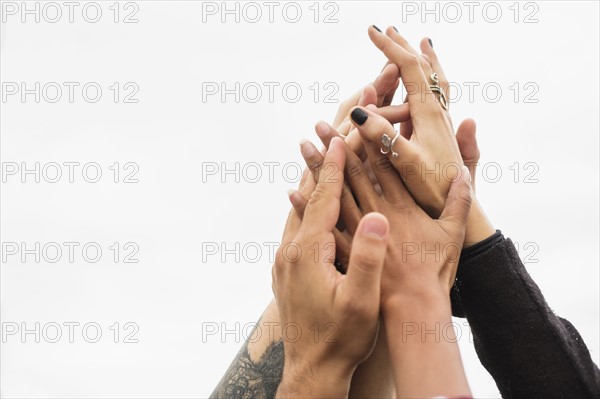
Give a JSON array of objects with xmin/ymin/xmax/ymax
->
[{"xmin": 380, "ymin": 130, "xmax": 400, "ymax": 158}]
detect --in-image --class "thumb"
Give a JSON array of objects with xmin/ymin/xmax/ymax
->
[
  {"xmin": 439, "ymin": 166, "xmax": 473, "ymax": 233},
  {"xmin": 456, "ymin": 118, "xmax": 479, "ymax": 165},
  {"xmin": 343, "ymin": 213, "xmax": 389, "ymax": 300},
  {"xmin": 456, "ymin": 118, "xmax": 480, "ymax": 192}
]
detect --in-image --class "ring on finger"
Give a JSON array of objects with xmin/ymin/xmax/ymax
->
[{"xmin": 380, "ymin": 130, "xmax": 400, "ymax": 158}]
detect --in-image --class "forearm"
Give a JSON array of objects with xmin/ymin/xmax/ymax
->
[
  {"xmin": 277, "ymin": 362, "xmax": 353, "ymax": 399},
  {"xmin": 211, "ymin": 298, "xmax": 396, "ymax": 399},
  {"xmin": 384, "ymin": 293, "xmax": 470, "ymax": 399},
  {"xmin": 455, "ymin": 234, "xmax": 600, "ymax": 397},
  {"xmin": 349, "ymin": 320, "xmax": 396, "ymax": 398},
  {"xmin": 463, "ymin": 198, "xmax": 495, "ymax": 248},
  {"xmin": 210, "ymin": 299, "xmax": 284, "ymax": 399}
]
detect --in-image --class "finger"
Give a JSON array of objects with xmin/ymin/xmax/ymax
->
[
  {"xmin": 378, "ymin": 61, "xmax": 400, "ymax": 106},
  {"xmin": 333, "ymin": 65, "xmax": 394, "ymax": 130},
  {"xmin": 369, "ymin": 26, "xmax": 438, "ymax": 115},
  {"xmin": 400, "ymin": 117, "xmax": 413, "ymax": 140},
  {"xmin": 288, "ymin": 188, "xmax": 308, "ymax": 215},
  {"xmin": 288, "ymin": 189, "xmax": 352, "ymax": 272},
  {"xmin": 438, "ymin": 166, "xmax": 473, "ymax": 234},
  {"xmin": 343, "ymin": 137, "xmax": 380, "ymax": 215},
  {"xmin": 318, "ymin": 120, "xmax": 368, "ymax": 164},
  {"xmin": 297, "ymin": 167, "xmax": 310, "ymax": 191},
  {"xmin": 344, "ymin": 129, "xmax": 367, "ymax": 161},
  {"xmin": 373, "ymin": 103, "xmax": 411, "ymax": 125},
  {"xmin": 387, "ymin": 27, "xmax": 421, "ymax": 55},
  {"xmin": 281, "ymin": 195, "xmax": 303, "ymax": 245},
  {"xmin": 302, "ymin": 137, "xmax": 347, "ymax": 234},
  {"xmin": 345, "ymin": 85, "xmax": 378, "ymax": 152},
  {"xmin": 359, "ymin": 84, "xmax": 378, "ymax": 107},
  {"xmin": 456, "ymin": 118, "xmax": 480, "ymax": 191},
  {"xmin": 316, "ymin": 120, "xmax": 343, "ymax": 149},
  {"xmin": 386, "ymin": 27, "xmax": 435, "ymax": 78},
  {"xmin": 382, "ymin": 78, "xmax": 400, "ymax": 107},
  {"xmin": 340, "ymin": 86, "xmax": 377, "ymax": 140},
  {"xmin": 350, "ymin": 106, "xmax": 411, "ymax": 204},
  {"xmin": 350, "ymin": 105, "xmax": 421, "ymax": 196},
  {"xmin": 420, "ymin": 53, "xmax": 431, "ymax": 65},
  {"xmin": 333, "ymin": 90, "xmax": 362, "ymax": 129},
  {"xmin": 300, "ymin": 139, "xmax": 325, "ymax": 179},
  {"xmin": 298, "ymin": 164, "xmax": 318, "ymax": 202},
  {"xmin": 340, "ymin": 212, "xmax": 389, "ymax": 302},
  {"xmin": 373, "ymin": 63, "xmax": 400, "ymax": 107},
  {"xmin": 300, "ymin": 137, "xmax": 362, "ymax": 235},
  {"xmin": 420, "ymin": 37, "xmax": 450, "ymax": 101}
]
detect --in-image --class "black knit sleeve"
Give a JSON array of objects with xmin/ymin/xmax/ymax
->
[{"xmin": 452, "ymin": 233, "xmax": 600, "ymax": 398}]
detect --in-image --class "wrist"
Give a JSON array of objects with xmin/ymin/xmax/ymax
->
[
  {"xmin": 277, "ymin": 361, "xmax": 353, "ymax": 398},
  {"xmin": 464, "ymin": 198, "xmax": 495, "ymax": 248},
  {"xmin": 382, "ymin": 287, "xmax": 450, "ymax": 319}
]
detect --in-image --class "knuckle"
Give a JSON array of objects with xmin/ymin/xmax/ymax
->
[
  {"xmin": 454, "ymin": 187, "xmax": 473, "ymax": 210},
  {"xmin": 406, "ymin": 54, "xmax": 420, "ymax": 67},
  {"xmin": 352, "ymin": 252, "xmax": 379, "ymax": 275},
  {"xmin": 419, "ymin": 57, "xmax": 431, "ymax": 72},
  {"xmin": 346, "ymin": 159, "xmax": 366, "ymax": 180},
  {"xmin": 424, "ymin": 102, "xmax": 446, "ymax": 118},
  {"xmin": 309, "ymin": 184, "xmax": 333, "ymax": 205},
  {"xmin": 339, "ymin": 185, "xmax": 354, "ymax": 204},
  {"xmin": 274, "ymin": 249, "xmax": 286, "ymax": 268},
  {"xmin": 389, "ymin": 200, "xmax": 412, "ymax": 214},
  {"xmin": 339, "ymin": 294, "xmax": 366, "ymax": 315},
  {"xmin": 308, "ymin": 159, "xmax": 324, "ymax": 174},
  {"xmin": 373, "ymin": 155, "xmax": 397, "ymax": 174}
]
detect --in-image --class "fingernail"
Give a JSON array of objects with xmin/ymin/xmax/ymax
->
[
  {"xmin": 372, "ymin": 25, "xmax": 382, "ymax": 33},
  {"xmin": 393, "ymin": 26, "xmax": 398, "ymax": 33},
  {"xmin": 287, "ymin": 189, "xmax": 303, "ymax": 207},
  {"xmin": 299, "ymin": 139, "xmax": 316, "ymax": 158},
  {"xmin": 428, "ymin": 38, "xmax": 433, "ymax": 48},
  {"xmin": 327, "ymin": 137, "xmax": 342, "ymax": 154},
  {"xmin": 315, "ymin": 121, "xmax": 329, "ymax": 137},
  {"xmin": 361, "ymin": 213, "xmax": 388, "ymax": 238},
  {"xmin": 350, "ymin": 108, "xmax": 368, "ymax": 126}
]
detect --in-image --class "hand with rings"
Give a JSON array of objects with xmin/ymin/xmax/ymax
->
[{"xmin": 348, "ymin": 26, "xmax": 468, "ymax": 220}]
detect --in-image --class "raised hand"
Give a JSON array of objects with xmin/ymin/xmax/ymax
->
[{"xmin": 273, "ymin": 138, "xmax": 390, "ymax": 398}]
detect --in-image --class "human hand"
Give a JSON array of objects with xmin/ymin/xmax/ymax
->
[
  {"xmin": 273, "ymin": 138, "xmax": 390, "ymax": 398},
  {"xmin": 349, "ymin": 27, "xmax": 494, "ymax": 246},
  {"xmin": 292, "ymin": 130, "xmax": 472, "ymax": 398}
]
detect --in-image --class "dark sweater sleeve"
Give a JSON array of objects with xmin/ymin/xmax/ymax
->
[{"xmin": 450, "ymin": 232, "xmax": 600, "ymax": 398}]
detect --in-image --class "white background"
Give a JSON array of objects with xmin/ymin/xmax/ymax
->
[{"xmin": 1, "ymin": 1, "xmax": 598, "ymax": 398}]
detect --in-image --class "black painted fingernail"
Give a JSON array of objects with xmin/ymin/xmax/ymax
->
[
  {"xmin": 393, "ymin": 26, "xmax": 398, "ymax": 33},
  {"xmin": 351, "ymin": 108, "xmax": 368, "ymax": 126},
  {"xmin": 372, "ymin": 25, "xmax": 382, "ymax": 33},
  {"xmin": 428, "ymin": 38, "xmax": 433, "ymax": 48}
]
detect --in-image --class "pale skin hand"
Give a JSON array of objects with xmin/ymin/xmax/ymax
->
[
  {"xmin": 273, "ymin": 138, "xmax": 390, "ymax": 398},
  {"xmin": 374, "ymin": 168, "xmax": 472, "ymax": 398},
  {"xmin": 351, "ymin": 26, "xmax": 495, "ymax": 246}
]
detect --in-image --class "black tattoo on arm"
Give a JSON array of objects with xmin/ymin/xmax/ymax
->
[{"xmin": 209, "ymin": 337, "xmax": 284, "ymax": 399}]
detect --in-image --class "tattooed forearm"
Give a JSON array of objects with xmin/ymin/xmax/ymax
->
[{"xmin": 210, "ymin": 339, "xmax": 284, "ymax": 399}]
